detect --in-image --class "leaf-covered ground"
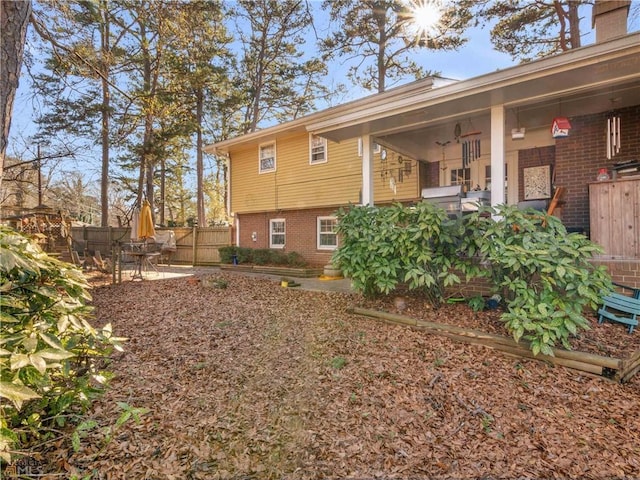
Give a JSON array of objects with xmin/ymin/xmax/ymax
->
[{"xmin": 47, "ymin": 271, "xmax": 640, "ymax": 479}]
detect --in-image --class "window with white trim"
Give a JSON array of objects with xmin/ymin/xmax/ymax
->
[
  {"xmin": 450, "ymin": 167, "xmax": 471, "ymax": 192},
  {"xmin": 310, "ymin": 134, "xmax": 327, "ymax": 164},
  {"xmin": 317, "ymin": 216, "xmax": 338, "ymax": 250},
  {"xmin": 270, "ymin": 219, "xmax": 285, "ymax": 248},
  {"xmin": 259, "ymin": 141, "xmax": 276, "ymax": 173}
]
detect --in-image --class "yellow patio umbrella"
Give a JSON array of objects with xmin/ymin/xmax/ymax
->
[{"xmin": 138, "ymin": 199, "xmax": 156, "ymax": 241}]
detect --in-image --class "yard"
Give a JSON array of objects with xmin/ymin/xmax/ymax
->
[{"xmin": 49, "ymin": 271, "xmax": 640, "ymax": 479}]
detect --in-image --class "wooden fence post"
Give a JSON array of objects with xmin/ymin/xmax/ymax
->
[{"xmin": 192, "ymin": 226, "xmax": 197, "ymax": 266}]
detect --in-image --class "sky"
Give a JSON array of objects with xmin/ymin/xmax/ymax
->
[{"xmin": 7, "ymin": 0, "xmax": 639, "ymax": 185}]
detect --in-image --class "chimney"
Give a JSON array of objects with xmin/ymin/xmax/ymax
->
[{"xmin": 592, "ymin": 0, "xmax": 630, "ymax": 43}]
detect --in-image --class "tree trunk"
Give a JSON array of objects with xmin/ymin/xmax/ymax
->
[
  {"xmin": 0, "ymin": 0, "xmax": 32, "ymax": 189},
  {"xmin": 567, "ymin": 0, "xmax": 581, "ymax": 49},
  {"xmin": 196, "ymin": 87, "xmax": 205, "ymax": 227},
  {"xmin": 100, "ymin": 0, "xmax": 110, "ymax": 226},
  {"xmin": 159, "ymin": 157, "xmax": 165, "ymax": 226}
]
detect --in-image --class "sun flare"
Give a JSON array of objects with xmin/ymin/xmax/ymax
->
[{"xmin": 404, "ymin": 0, "xmax": 444, "ymax": 39}]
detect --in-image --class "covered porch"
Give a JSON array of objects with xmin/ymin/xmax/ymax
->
[{"xmin": 307, "ymin": 32, "xmax": 640, "ymax": 285}]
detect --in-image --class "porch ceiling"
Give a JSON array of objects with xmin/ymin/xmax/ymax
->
[{"xmin": 308, "ymin": 33, "xmax": 640, "ymax": 162}]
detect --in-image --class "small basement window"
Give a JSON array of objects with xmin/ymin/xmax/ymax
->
[
  {"xmin": 270, "ymin": 219, "xmax": 285, "ymax": 248},
  {"xmin": 317, "ymin": 216, "xmax": 338, "ymax": 250}
]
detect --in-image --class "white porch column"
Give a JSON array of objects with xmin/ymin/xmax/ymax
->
[
  {"xmin": 361, "ymin": 134, "xmax": 375, "ymax": 206},
  {"xmin": 490, "ymin": 105, "xmax": 506, "ymax": 207}
]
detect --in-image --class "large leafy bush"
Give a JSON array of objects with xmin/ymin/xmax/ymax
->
[
  {"xmin": 333, "ymin": 203, "xmax": 612, "ymax": 355},
  {"xmin": 0, "ymin": 227, "xmax": 124, "ymax": 462},
  {"xmin": 459, "ymin": 205, "xmax": 612, "ymax": 355},
  {"xmin": 333, "ymin": 202, "xmax": 466, "ymax": 302}
]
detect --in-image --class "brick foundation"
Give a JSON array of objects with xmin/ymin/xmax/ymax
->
[
  {"xmin": 592, "ymin": 258, "xmax": 640, "ymax": 290},
  {"xmin": 237, "ymin": 207, "xmax": 342, "ymax": 267}
]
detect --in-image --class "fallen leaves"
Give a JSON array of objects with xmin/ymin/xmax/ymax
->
[{"xmin": 38, "ymin": 271, "xmax": 640, "ymax": 479}]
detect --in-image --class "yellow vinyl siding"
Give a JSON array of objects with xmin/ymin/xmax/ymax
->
[
  {"xmin": 230, "ymin": 143, "xmax": 277, "ymax": 213},
  {"xmin": 230, "ymin": 132, "xmax": 419, "ymax": 214},
  {"xmin": 372, "ymin": 157, "xmax": 420, "ymax": 204}
]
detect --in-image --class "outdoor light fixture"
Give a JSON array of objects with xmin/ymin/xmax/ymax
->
[
  {"xmin": 511, "ymin": 108, "xmax": 525, "ymax": 140},
  {"xmin": 511, "ymin": 128, "xmax": 526, "ymax": 140}
]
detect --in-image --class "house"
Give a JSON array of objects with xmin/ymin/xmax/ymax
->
[{"xmin": 206, "ymin": 2, "xmax": 640, "ymax": 287}]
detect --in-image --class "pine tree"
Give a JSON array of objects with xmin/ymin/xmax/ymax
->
[
  {"xmin": 1, "ymin": 0, "xmax": 32, "ymax": 189},
  {"xmin": 458, "ymin": 0, "xmax": 588, "ymax": 62},
  {"xmin": 230, "ymin": 0, "xmax": 329, "ymax": 133},
  {"xmin": 321, "ymin": 0, "xmax": 471, "ymax": 93}
]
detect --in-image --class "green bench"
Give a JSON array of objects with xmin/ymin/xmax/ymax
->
[{"xmin": 598, "ymin": 291, "xmax": 640, "ymax": 334}]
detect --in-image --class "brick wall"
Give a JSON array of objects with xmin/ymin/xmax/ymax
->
[
  {"xmin": 592, "ymin": 259, "xmax": 640, "ymax": 290},
  {"xmin": 518, "ymin": 145, "xmax": 556, "ymax": 205},
  {"xmin": 554, "ymin": 105, "xmax": 640, "ymax": 232},
  {"xmin": 237, "ymin": 207, "xmax": 342, "ymax": 267},
  {"xmin": 516, "ymin": 105, "xmax": 640, "ymax": 233},
  {"xmin": 422, "ymin": 160, "xmax": 440, "ymax": 188}
]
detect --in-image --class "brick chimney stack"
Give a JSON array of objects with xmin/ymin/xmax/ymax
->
[{"xmin": 592, "ymin": 0, "xmax": 630, "ymax": 43}]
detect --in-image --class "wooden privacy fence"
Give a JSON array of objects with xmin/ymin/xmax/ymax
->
[{"xmin": 70, "ymin": 226, "xmax": 231, "ymax": 265}]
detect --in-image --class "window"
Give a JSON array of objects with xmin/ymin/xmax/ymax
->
[
  {"xmin": 310, "ymin": 134, "xmax": 327, "ymax": 164},
  {"xmin": 450, "ymin": 167, "xmax": 471, "ymax": 192},
  {"xmin": 259, "ymin": 141, "xmax": 276, "ymax": 173},
  {"xmin": 484, "ymin": 163, "xmax": 509, "ymax": 198},
  {"xmin": 317, "ymin": 216, "xmax": 338, "ymax": 250},
  {"xmin": 357, "ymin": 138, "xmax": 381, "ymax": 156},
  {"xmin": 270, "ymin": 219, "xmax": 285, "ymax": 248}
]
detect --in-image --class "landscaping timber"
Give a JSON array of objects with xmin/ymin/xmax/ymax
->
[
  {"xmin": 220, "ymin": 264, "xmax": 322, "ymax": 278},
  {"xmin": 620, "ymin": 350, "xmax": 640, "ymax": 383},
  {"xmin": 349, "ymin": 307, "xmax": 637, "ymax": 382}
]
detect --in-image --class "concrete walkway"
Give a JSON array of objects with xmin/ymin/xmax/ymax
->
[{"xmin": 120, "ymin": 264, "xmax": 355, "ymax": 293}]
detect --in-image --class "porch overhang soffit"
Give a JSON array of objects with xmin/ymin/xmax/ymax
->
[{"xmin": 305, "ymin": 33, "xmax": 640, "ymax": 149}]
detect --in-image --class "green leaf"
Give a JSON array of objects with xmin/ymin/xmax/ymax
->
[
  {"xmin": 0, "ymin": 381, "xmax": 41, "ymax": 410},
  {"xmin": 72, "ymin": 430, "xmax": 81, "ymax": 452},
  {"xmin": 38, "ymin": 348, "xmax": 75, "ymax": 361},
  {"xmin": 39, "ymin": 332, "xmax": 64, "ymax": 350},
  {"xmin": 29, "ymin": 354, "xmax": 47, "ymax": 375},
  {"xmin": 10, "ymin": 353, "xmax": 30, "ymax": 370}
]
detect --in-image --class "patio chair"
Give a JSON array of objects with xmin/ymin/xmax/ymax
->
[
  {"xmin": 598, "ymin": 286, "xmax": 640, "ymax": 334},
  {"xmin": 92, "ymin": 250, "xmax": 111, "ymax": 273}
]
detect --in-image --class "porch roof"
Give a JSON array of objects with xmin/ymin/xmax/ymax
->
[
  {"xmin": 206, "ymin": 32, "xmax": 640, "ymax": 159},
  {"xmin": 306, "ymin": 33, "xmax": 640, "ymax": 160}
]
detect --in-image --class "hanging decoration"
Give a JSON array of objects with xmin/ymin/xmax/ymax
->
[
  {"xmin": 551, "ymin": 117, "xmax": 572, "ymax": 138},
  {"xmin": 606, "ymin": 112, "xmax": 621, "ymax": 160},
  {"xmin": 436, "ymin": 140, "xmax": 450, "ymax": 173},
  {"xmin": 461, "ymin": 130, "xmax": 481, "ymax": 168},
  {"xmin": 379, "ymin": 150, "xmax": 415, "ymax": 193},
  {"xmin": 454, "ymin": 123, "xmax": 462, "ymax": 143}
]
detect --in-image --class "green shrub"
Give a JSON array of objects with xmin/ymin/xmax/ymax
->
[
  {"xmin": 251, "ymin": 248, "xmax": 272, "ymax": 265},
  {"xmin": 459, "ymin": 205, "xmax": 612, "ymax": 355},
  {"xmin": 333, "ymin": 202, "xmax": 612, "ymax": 355},
  {"xmin": 286, "ymin": 251, "xmax": 307, "ymax": 267},
  {"xmin": 332, "ymin": 202, "xmax": 465, "ymax": 302},
  {"xmin": 219, "ymin": 246, "xmax": 307, "ymax": 267},
  {"xmin": 0, "ymin": 227, "xmax": 125, "ymax": 462},
  {"xmin": 218, "ymin": 246, "xmax": 237, "ymax": 263}
]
